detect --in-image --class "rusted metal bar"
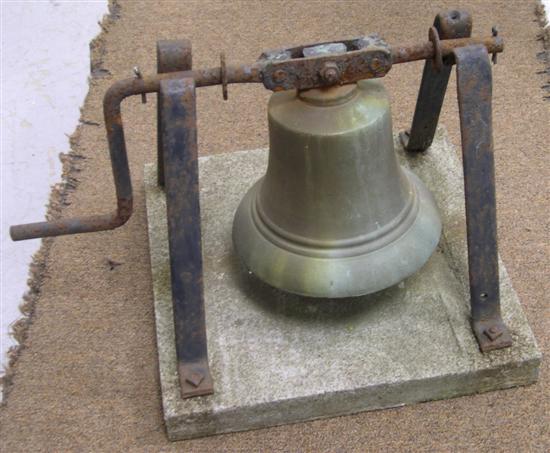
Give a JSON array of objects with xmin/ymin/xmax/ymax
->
[
  {"xmin": 157, "ymin": 39, "xmax": 193, "ymax": 187},
  {"xmin": 9, "ymin": 68, "xmax": 252, "ymax": 241},
  {"xmin": 400, "ymin": 10, "xmax": 472, "ymax": 152},
  {"xmin": 261, "ymin": 35, "xmax": 502, "ymax": 91},
  {"xmin": 161, "ymin": 77, "xmax": 213, "ymax": 398},
  {"xmin": 260, "ymin": 34, "xmax": 392, "ymax": 91},
  {"xmin": 390, "ymin": 36, "xmax": 502, "ymax": 64},
  {"xmin": 454, "ymin": 44, "xmax": 512, "ymax": 352},
  {"xmin": 9, "ymin": 34, "xmax": 504, "ymax": 242}
]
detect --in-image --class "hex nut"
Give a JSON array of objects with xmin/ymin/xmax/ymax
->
[
  {"xmin": 272, "ymin": 69, "xmax": 287, "ymax": 83},
  {"xmin": 320, "ymin": 62, "xmax": 340, "ymax": 84}
]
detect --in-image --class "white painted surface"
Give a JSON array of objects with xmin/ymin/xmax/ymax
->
[{"xmin": 1, "ymin": 1, "xmax": 108, "ymax": 373}]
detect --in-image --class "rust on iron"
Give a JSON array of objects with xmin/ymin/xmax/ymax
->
[
  {"xmin": 8, "ymin": 12, "xmax": 514, "ymax": 407},
  {"xmin": 160, "ymin": 77, "xmax": 213, "ymax": 399},
  {"xmin": 157, "ymin": 39, "xmax": 193, "ymax": 187},
  {"xmin": 400, "ymin": 9, "xmax": 473, "ymax": 152},
  {"xmin": 454, "ymin": 44, "xmax": 512, "ymax": 352},
  {"xmin": 390, "ymin": 35, "xmax": 502, "ymax": 65},
  {"xmin": 260, "ymin": 34, "xmax": 392, "ymax": 91},
  {"xmin": 133, "ymin": 66, "xmax": 147, "ymax": 103},
  {"xmin": 157, "ymin": 38, "xmax": 192, "ymax": 73},
  {"xmin": 10, "ymin": 32, "xmax": 503, "ymax": 241},
  {"xmin": 179, "ymin": 361, "xmax": 213, "ymax": 397},
  {"xmin": 436, "ymin": 9, "xmax": 473, "ymax": 38},
  {"xmin": 319, "ymin": 61, "xmax": 341, "ymax": 84}
]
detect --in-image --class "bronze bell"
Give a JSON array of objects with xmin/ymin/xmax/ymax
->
[{"xmin": 233, "ymin": 80, "xmax": 442, "ymax": 297}]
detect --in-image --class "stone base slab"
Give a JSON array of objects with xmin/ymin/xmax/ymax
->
[{"xmin": 144, "ymin": 129, "xmax": 541, "ymax": 441}]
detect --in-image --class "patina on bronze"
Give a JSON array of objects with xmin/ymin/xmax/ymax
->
[{"xmin": 233, "ymin": 80, "xmax": 441, "ymax": 297}]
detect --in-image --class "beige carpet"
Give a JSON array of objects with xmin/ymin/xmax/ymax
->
[{"xmin": 1, "ymin": 1, "xmax": 549, "ymax": 451}]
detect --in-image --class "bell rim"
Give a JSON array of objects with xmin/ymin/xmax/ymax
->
[{"xmin": 232, "ymin": 168, "xmax": 442, "ymax": 298}]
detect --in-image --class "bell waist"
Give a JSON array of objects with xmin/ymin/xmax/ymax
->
[{"xmin": 251, "ymin": 170, "xmax": 419, "ymax": 259}]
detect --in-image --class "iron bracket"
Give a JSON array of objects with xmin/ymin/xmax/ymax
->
[
  {"xmin": 454, "ymin": 44, "xmax": 512, "ymax": 352},
  {"xmin": 157, "ymin": 42, "xmax": 213, "ymax": 398},
  {"xmin": 159, "ymin": 77, "xmax": 214, "ymax": 398},
  {"xmin": 400, "ymin": 10, "xmax": 472, "ymax": 151},
  {"xmin": 398, "ymin": 12, "xmax": 512, "ymax": 352}
]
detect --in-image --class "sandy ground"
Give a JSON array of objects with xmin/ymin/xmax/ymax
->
[{"xmin": 1, "ymin": 1, "xmax": 548, "ymax": 451}]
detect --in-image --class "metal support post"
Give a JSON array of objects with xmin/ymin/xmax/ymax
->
[
  {"xmin": 400, "ymin": 10, "xmax": 472, "ymax": 151},
  {"xmin": 160, "ymin": 77, "xmax": 213, "ymax": 398},
  {"xmin": 454, "ymin": 45, "xmax": 512, "ymax": 352}
]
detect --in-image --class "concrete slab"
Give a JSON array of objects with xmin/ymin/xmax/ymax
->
[{"xmin": 144, "ymin": 129, "xmax": 540, "ymax": 441}]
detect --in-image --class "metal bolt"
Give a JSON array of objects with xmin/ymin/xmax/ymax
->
[
  {"xmin": 185, "ymin": 370, "xmax": 204, "ymax": 388},
  {"xmin": 272, "ymin": 69, "xmax": 287, "ymax": 83},
  {"xmin": 484, "ymin": 324, "xmax": 503, "ymax": 341},
  {"xmin": 320, "ymin": 62, "xmax": 340, "ymax": 85},
  {"xmin": 370, "ymin": 58, "xmax": 382, "ymax": 71},
  {"xmin": 133, "ymin": 66, "xmax": 147, "ymax": 104}
]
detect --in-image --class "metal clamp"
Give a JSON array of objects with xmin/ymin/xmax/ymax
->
[{"xmin": 260, "ymin": 35, "xmax": 392, "ymax": 91}]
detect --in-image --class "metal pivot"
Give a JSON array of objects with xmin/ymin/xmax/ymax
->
[
  {"xmin": 454, "ymin": 45, "xmax": 512, "ymax": 352},
  {"xmin": 400, "ymin": 10, "xmax": 472, "ymax": 151},
  {"xmin": 160, "ymin": 77, "xmax": 213, "ymax": 398},
  {"xmin": 157, "ymin": 39, "xmax": 193, "ymax": 187}
]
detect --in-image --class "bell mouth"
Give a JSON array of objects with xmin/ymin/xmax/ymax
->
[{"xmin": 232, "ymin": 168, "xmax": 442, "ymax": 298}]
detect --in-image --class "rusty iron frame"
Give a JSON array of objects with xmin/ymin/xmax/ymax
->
[
  {"xmin": 453, "ymin": 45, "xmax": 512, "ymax": 352},
  {"xmin": 10, "ymin": 12, "xmax": 511, "ymax": 399},
  {"xmin": 160, "ymin": 77, "xmax": 213, "ymax": 397},
  {"xmin": 157, "ymin": 39, "xmax": 192, "ymax": 187},
  {"xmin": 399, "ymin": 10, "xmax": 473, "ymax": 151},
  {"xmin": 156, "ymin": 42, "xmax": 215, "ymax": 398},
  {"xmin": 9, "ymin": 32, "xmax": 504, "ymax": 241}
]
